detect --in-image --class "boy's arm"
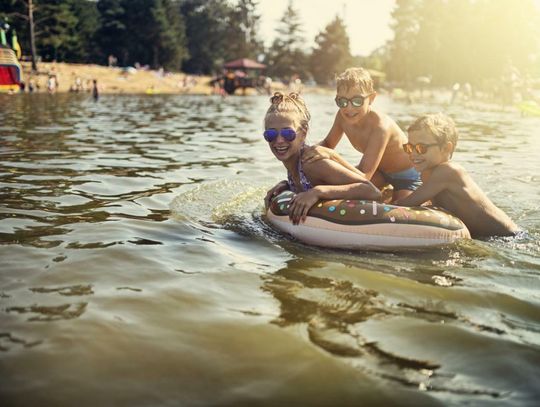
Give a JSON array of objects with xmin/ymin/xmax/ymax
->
[
  {"xmin": 394, "ymin": 168, "xmax": 450, "ymax": 207},
  {"xmin": 318, "ymin": 113, "xmax": 344, "ymax": 148},
  {"xmin": 358, "ymin": 126, "xmax": 388, "ymax": 180}
]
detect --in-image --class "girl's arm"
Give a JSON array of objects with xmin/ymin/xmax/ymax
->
[
  {"xmin": 288, "ymin": 158, "xmax": 381, "ymax": 224},
  {"xmin": 302, "ymin": 146, "xmax": 365, "ymax": 176}
]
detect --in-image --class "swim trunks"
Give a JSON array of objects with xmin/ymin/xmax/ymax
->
[{"xmin": 380, "ymin": 167, "xmax": 422, "ymax": 191}]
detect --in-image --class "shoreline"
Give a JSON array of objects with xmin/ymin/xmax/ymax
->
[
  {"xmin": 20, "ymin": 62, "xmax": 216, "ymax": 95},
  {"xmin": 17, "ymin": 62, "xmax": 334, "ymax": 96}
]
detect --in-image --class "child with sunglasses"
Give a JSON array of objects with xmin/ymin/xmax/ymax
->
[
  {"xmin": 303, "ymin": 67, "xmax": 421, "ymax": 201},
  {"xmin": 394, "ymin": 113, "xmax": 519, "ymax": 238},
  {"xmin": 263, "ymin": 92, "xmax": 381, "ymax": 225}
]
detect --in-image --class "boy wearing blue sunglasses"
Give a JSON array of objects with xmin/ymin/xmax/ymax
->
[
  {"xmin": 303, "ymin": 67, "xmax": 421, "ymax": 201},
  {"xmin": 395, "ymin": 113, "xmax": 518, "ymax": 237},
  {"xmin": 263, "ymin": 92, "xmax": 381, "ymax": 224}
]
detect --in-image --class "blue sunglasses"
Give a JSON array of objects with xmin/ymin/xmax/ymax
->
[{"xmin": 263, "ymin": 127, "xmax": 297, "ymax": 142}]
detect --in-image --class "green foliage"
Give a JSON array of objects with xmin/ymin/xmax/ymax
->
[
  {"xmin": 96, "ymin": 0, "xmax": 187, "ymax": 70},
  {"xmin": 224, "ymin": 0, "xmax": 264, "ymax": 61},
  {"xmin": 384, "ymin": 0, "xmax": 540, "ymax": 86},
  {"xmin": 70, "ymin": 0, "xmax": 100, "ymax": 62},
  {"xmin": 310, "ymin": 16, "xmax": 352, "ymax": 85},
  {"xmin": 180, "ymin": 0, "xmax": 233, "ymax": 74},
  {"xmin": 264, "ymin": 0, "xmax": 309, "ymax": 80},
  {"xmin": 96, "ymin": 0, "xmax": 128, "ymax": 64}
]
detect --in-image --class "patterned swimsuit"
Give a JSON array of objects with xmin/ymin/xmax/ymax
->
[{"xmin": 287, "ymin": 147, "xmax": 313, "ymax": 193}]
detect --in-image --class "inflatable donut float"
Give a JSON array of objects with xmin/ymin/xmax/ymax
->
[{"xmin": 266, "ymin": 191, "xmax": 471, "ymax": 250}]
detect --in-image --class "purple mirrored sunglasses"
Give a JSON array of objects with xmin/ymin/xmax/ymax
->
[{"xmin": 263, "ymin": 127, "xmax": 297, "ymax": 142}]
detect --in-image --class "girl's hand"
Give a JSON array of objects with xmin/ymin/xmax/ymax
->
[
  {"xmin": 265, "ymin": 180, "xmax": 289, "ymax": 209},
  {"xmin": 288, "ymin": 189, "xmax": 319, "ymax": 225}
]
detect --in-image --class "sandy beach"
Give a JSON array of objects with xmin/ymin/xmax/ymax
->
[
  {"xmin": 18, "ymin": 62, "xmax": 332, "ymax": 96},
  {"xmin": 20, "ymin": 62, "xmax": 220, "ymax": 95}
]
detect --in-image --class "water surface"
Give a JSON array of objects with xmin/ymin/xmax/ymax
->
[{"xmin": 1, "ymin": 92, "xmax": 539, "ymax": 406}]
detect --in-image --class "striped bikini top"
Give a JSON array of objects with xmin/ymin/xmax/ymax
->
[{"xmin": 287, "ymin": 146, "xmax": 313, "ymax": 193}]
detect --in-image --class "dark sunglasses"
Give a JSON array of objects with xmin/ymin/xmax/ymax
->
[
  {"xmin": 263, "ymin": 127, "xmax": 297, "ymax": 142},
  {"xmin": 335, "ymin": 95, "xmax": 369, "ymax": 108},
  {"xmin": 403, "ymin": 142, "xmax": 440, "ymax": 155}
]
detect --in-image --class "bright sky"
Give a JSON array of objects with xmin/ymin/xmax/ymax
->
[{"xmin": 258, "ymin": 0, "xmax": 396, "ymax": 56}]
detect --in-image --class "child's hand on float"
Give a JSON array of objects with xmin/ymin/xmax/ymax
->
[
  {"xmin": 264, "ymin": 180, "xmax": 289, "ymax": 208},
  {"xmin": 288, "ymin": 189, "xmax": 319, "ymax": 225}
]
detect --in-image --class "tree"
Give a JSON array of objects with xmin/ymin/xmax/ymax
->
[
  {"xmin": 385, "ymin": 0, "xmax": 421, "ymax": 84},
  {"xmin": 96, "ymin": 0, "xmax": 128, "ymax": 65},
  {"xmin": 96, "ymin": 0, "xmax": 187, "ymax": 69},
  {"xmin": 70, "ymin": 0, "xmax": 100, "ymax": 63},
  {"xmin": 156, "ymin": 0, "xmax": 188, "ymax": 71},
  {"xmin": 264, "ymin": 0, "xmax": 308, "ymax": 80},
  {"xmin": 224, "ymin": 0, "xmax": 264, "ymax": 61},
  {"xmin": 309, "ymin": 15, "xmax": 352, "ymax": 85},
  {"xmin": 31, "ymin": 0, "xmax": 79, "ymax": 62},
  {"xmin": 180, "ymin": 0, "xmax": 232, "ymax": 74},
  {"xmin": 384, "ymin": 0, "xmax": 540, "ymax": 86}
]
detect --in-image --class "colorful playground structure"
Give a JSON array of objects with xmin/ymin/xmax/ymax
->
[{"xmin": 0, "ymin": 19, "xmax": 23, "ymax": 93}]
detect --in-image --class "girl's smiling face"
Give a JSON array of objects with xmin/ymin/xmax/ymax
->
[
  {"xmin": 265, "ymin": 115, "xmax": 306, "ymax": 162},
  {"xmin": 336, "ymin": 85, "xmax": 374, "ymax": 125},
  {"xmin": 406, "ymin": 129, "xmax": 451, "ymax": 172}
]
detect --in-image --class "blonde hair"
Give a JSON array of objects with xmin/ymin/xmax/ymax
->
[
  {"xmin": 264, "ymin": 92, "xmax": 311, "ymax": 132},
  {"xmin": 336, "ymin": 67, "xmax": 374, "ymax": 95},
  {"xmin": 408, "ymin": 113, "xmax": 459, "ymax": 151}
]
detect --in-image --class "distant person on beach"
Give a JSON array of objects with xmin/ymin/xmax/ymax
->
[
  {"xmin": 92, "ymin": 79, "xmax": 99, "ymax": 101},
  {"xmin": 47, "ymin": 75, "xmax": 57, "ymax": 93},
  {"xmin": 302, "ymin": 67, "xmax": 421, "ymax": 201},
  {"xmin": 263, "ymin": 92, "xmax": 381, "ymax": 224},
  {"xmin": 394, "ymin": 113, "xmax": 519, "ymax": 238}
]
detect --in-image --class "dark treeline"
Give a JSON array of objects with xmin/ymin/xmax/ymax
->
[
  {"xmin": 1, "ymin": 0, "xmax": 351, "ymax": 84},
  {"xmin": 2, "ymin": 0, "xmax": 540, "ymax": 86}
]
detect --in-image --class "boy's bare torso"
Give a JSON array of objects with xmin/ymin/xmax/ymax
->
[
  {"xmin": 427, "ymin": 163, "xmax": 518, "ymax": 237},
  {"xmin": 336, "ymin": 110, "xmax": 412, "ymax": 174}
]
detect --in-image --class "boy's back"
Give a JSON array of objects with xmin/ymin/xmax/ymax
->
[{"xmin": 419, "ymin": 162, "xmax": 518, "ymax": 237}]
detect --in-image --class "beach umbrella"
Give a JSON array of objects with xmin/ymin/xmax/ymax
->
[{"xmin": 223, "ymin": 58, "xmax": 266, "ymax": 70}]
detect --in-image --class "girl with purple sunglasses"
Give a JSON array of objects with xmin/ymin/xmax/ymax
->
[{"xmin": 263, "ymin": 92, "xmax": 381, "ymax": 225}]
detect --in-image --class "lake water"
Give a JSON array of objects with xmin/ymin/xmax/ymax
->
[{"xmin": 1, "ymin": 92, "xmax": 539, "ymax": 406}]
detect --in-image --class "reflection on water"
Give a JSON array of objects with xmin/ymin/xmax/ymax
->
[{"xmin": 1, "ymin": 93, "xmax": 539, "ymax": 406}]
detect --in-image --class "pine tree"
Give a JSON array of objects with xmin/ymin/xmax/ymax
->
[
  {"xmin": 309, "ymin": 15, "xmax": 352, "ymax": 85},
  {"xmin": 181, "ymin": 0, "xmax": 233, "ymax": 74},
  {"xmin": 26, "ymin": 0, "xmax": 79, "ymax": 62},
  {"xmin": 96, "ymin": 0, "xmax": 128, "ymax": 65},
  {"xmin": 385, "ymin": 0, "xmax": 421, "ymax": 84},
  {"xmin": 224, "ymin": 0, "xmax": 264, "ymax": 60},
  {"xmin": 68, "ymin": 0, "xmax": 100, "ymax": 63},
  {"xmin": 265, "ymin": 0, "xmax": 308, "ymax": 80}
]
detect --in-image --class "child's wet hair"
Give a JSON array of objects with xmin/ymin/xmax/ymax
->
[
  {"xmin": 336, "ymin": 67, "xmax": 374, "ymax": 95},
  {"xmin": 408, "ymin": 113, "xmax": 459, "ymax": 151},
  {"xmin": 265, "ymin": 92, "xmax": 311, "ymax": 132}
]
